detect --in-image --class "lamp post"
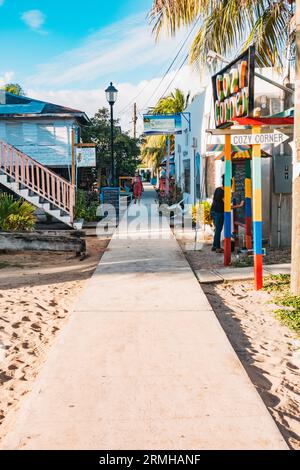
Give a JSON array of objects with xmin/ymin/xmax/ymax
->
[{"xmin": 105, "ymin": 82, "xmax": 118, "ymax": 186}]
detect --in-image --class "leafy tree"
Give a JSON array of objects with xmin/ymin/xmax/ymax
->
[
  {"xmin": 1, "ymin": 83, "xmax": 25, "ymax": 96},
  {"xmin": 82, "ymin": 107, "xmax": 140, "ymax": 185},
  {"xmin": 149, "ymin": 0, "xmax": 296, "ymax": 68}
]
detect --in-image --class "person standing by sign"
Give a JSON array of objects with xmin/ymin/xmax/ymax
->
[
  {"xmin": 132, "ymin": 170, "xmax": 143, "ymax": 204},
  {"xmin": 211, "ymin": 175, "xmax": 225, "ymax": 253}
]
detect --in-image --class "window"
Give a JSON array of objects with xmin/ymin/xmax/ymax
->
[
  {"xmin": 195, "ymin": 152, "xmax": 201, "ymax": 200},
  {"xmin": 6, "ymin": 123, "xmax": 23, "ymax": 145},
  {"xmin": 184, "ymin": 129, "xmax": 189, "ymax": 147},
  {"xmin": 183, "ymin": 159, "xmax": 190, "ymax": 194},
  {"xmin": 37, "ymin": 124, "xmax": 56, "ymax": 145}
]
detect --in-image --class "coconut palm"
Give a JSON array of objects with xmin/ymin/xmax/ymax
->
[
  {"xmin": 141, "ymin": 135, "xmax": 166, "ymax": 171},
  {"xmin": 142, "ymin": 88, "xmax": 189, "ymax": 170},
  {"xmin": 153, "ymin": 88, "xmax": 190, "ymax": 114},
  {"xmin": 1, "ymin": 83, "xmax": 25, "ymax": 96},
  {"xmin": 149, "ymin": 0, "xmax": 295, "ymax": 68}
]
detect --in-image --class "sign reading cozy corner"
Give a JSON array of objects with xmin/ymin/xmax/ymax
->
[
  {"xmin": 143, "ymin": 114, "xmax": 182, "ymax": 135},
  {"xmin": 212, "ymin": 46, "xmax": 255, "ymax": 128}
]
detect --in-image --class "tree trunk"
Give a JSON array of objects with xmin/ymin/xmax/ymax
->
[{"xmin": 291, "ymin": 1, "xmax": 300, "ymax": 294}]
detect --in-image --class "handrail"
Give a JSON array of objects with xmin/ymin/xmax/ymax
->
[{"xmin": 0, "ymin": 140, "xmax": 75, "ymax": 222}]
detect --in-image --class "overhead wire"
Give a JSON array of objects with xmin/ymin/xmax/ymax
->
[
  {"xmin": 140, "ymin": 16, "xmax": 201, "ymax": 111},
  {"xmin": 119, "ymin": 16, "xmax": 201, "ymax": 117}
]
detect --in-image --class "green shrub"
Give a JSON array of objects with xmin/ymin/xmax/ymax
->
[
  {"xmin": 192, "ymin": 201, "xmax": 213, "ymax": 226},
  {"xmin": 75, "ymin": 190, "xmax": 99, "ymax": 222},
  {"xmin": 0, "ymin": 194, "xmax": 36, "ymax": 232},
  {"xmin": 263, "ymin": 275, "xmax": 300, "ymax": 332}
]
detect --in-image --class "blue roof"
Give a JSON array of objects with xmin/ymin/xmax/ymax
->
[
  {"xmin": 0, "ymin": 91, "xmax": 89, "ymax": 123},
  {"xmin": 0, "ymin": 102, "xmax": 45, "ymax": 115}
]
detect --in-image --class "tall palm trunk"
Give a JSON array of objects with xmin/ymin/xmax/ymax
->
[{"xmin": 291, "ymin": 0, "xmax": 300, "ymax": 294}]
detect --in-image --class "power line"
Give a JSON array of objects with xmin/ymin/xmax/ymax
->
[
  {"xmin": 156, "ymin": 52, "xmax": 189, "ymax": 104},
  {"xmin": 141, "ymin": 17, "xmax": 201, "ymax": 110},
  {"xmin": 119, "ymin": 17, "xmax": 201, "ymax": 116}
]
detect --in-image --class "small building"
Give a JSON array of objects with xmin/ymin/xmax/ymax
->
[
  {"xmin": 175, "ymin": 91, "xmax": 212, "ymax": 204},
  {"xmin": 0, "ymin": 91, "xmax": 89, "ymax": 177},
  {"xmin": 174, "ymin": 70, "xmax": 294, "ymax": 248}
]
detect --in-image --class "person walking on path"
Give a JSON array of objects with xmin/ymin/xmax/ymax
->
[
  {"xmin": 132, "ymin": 170, "xmax": 143, "ymax": 204},
  {"xmin": 211, "ymin": 175, "xmax": 225, "ymax": 253}
]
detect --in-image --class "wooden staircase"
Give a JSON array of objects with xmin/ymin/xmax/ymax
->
[{"xmin": 0, "ymin": 140, "xmax": 75, "ymax": 226}]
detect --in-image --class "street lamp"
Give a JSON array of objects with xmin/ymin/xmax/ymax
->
[{"xmin": 105, "ymin": 82, "xmax": 118, "ymax": 186}]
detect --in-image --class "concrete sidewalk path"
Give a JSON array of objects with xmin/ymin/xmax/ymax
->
[
  {"xmin": 196, "ymin": 264, "xmax": 291, "ymax": 284},
  {"xmin": 1, "ymin": 184, "xmax": 288, "ymax": 450}
]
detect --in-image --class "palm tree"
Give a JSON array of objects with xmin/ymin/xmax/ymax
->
[
  {"xmin": 1, "ymin": 83, "xmax": 24, "ymax": 96},
  {"xmin": 141, "ymin": 135, "xmax": 166, "ymax": 171},
  {"xmin": 153, "ymin": 88, "xmax": 190, "ymax": 114},
  {"xmin": 291, "ymin": 6, "xmax": 300, "ymax": 294},
  {"xmin": 149, "ymin": 0, "xmax": 295, "ymax": 68},
  {"xmin": 142, "ymin": 88, "xmax": 189, "ymax": 173}
]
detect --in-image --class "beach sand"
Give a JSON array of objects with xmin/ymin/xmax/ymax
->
[
  {"xmin": 0, "ymin": 237, "xmax": 109, "ymax": 440},
  {"xmin": 202, "ymin": 281, "xmax": 300, "ymax": 449},
  {"xmin": 174, "ymin": 235, "xmax": 299, "ymax": 449}
]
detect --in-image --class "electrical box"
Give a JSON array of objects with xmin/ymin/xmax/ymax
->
[{"xmin": 273, "ymin": 155, "xmax": 292, "ymax": 194}]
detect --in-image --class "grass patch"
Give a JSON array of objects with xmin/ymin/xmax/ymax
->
[
  {"xmin": 0, "ymin": 260, "xmax": 23, "ymax": 269},
  {"xmin": 231, "ymin": 257, "xmax": 253, "ymax": 268},
  {"xmin": 263, "ymin": 275, "xmax": 300, "ymax": 333},
  {"xmin": 0, "ymin": 261, "xmax": 9, "ymax": 269}
]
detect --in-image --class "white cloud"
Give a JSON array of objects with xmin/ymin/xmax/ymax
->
[
  {"xmin": 27, "ymin": 13, "xmax": 192, "ymax": 88},
  {"xmin": 24, "ymin": 12, "xmax": 207, "ymax": 136},
  {"xmin": 0, "ymin": 70, "xmax": 15, "ymax": 86},
  {"xmin": 0, "ymin": 1, "xmax": 5, "ymax": 7},
  {"xmin": 27, "ymin": 65, "xmax": 206, "ymax": 136},
  {"xmin": 21, "ymin": 10, "xmax": 46, "ymax": 32}
]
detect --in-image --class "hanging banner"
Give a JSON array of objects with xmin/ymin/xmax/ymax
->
[
  {"xmin": 143, "ymin": 114, "xmax": 182, "ymax": 135},
  {"xmin": 212, "ymin": 46, "xmax": 255, "ymax": 128},
  {"xmin": 76, "ymin": 147, "xmax": 96, "ymax": 167}
]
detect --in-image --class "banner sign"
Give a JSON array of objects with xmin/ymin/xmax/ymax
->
[
  {"xmin": 143, "ymin": 114, "xmax": 182, "ymax": 135},
  {"xmin": 212, "ymin": 46, "xmax": 255, "ymax": 128},
  {"xmin": 76, "ymin": 147, "xmax": 96, "ymax": 167}
]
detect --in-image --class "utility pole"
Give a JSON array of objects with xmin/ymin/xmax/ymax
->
[
  {"xmin": 291, "ymin": 1, "xmax": 300, "ymax": 294},
  {"xmin": 133, "ymin": 103, "xmax": 138, "ymax": 139}
]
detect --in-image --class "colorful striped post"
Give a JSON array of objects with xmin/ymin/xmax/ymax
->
[
  {"xmin": 245, "ymin": 158, "xmax": 252, "ymax": 250},
  {"xmin": 252, "ymin": 126, "xmax": 263, "ymax": 290},
  {"xmin": 224, "ymin": 134, "xmax": 232, "ymax": 266}
]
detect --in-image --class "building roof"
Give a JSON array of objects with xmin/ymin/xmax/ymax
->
[{"xmin": 0, "ymin": 91, "xmax": 90, "ymax": 124}]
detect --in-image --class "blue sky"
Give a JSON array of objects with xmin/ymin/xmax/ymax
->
[
  {"xmin": 0, "ymin": 0, "xmax": 153, "ymax": 84},
  {"xmin": 0, "ymin": 0, "xmax": 202, "ymax": 132}
]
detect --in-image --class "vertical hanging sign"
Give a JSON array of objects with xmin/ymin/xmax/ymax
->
[{"xmin": 211, "ymin": 46, "xmax": 255, "ymax": 128}]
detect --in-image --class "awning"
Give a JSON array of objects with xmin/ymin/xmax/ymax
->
[
  {"xmin": 207, "ymin": 144, "xmax": 250, "ymax": 153},
  {"xmin": 214, "ymin": 148, "xmax": 271, "ymax": 161}
]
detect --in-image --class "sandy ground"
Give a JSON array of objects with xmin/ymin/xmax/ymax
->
[
  {"xmin": 177, "ymin": 231, "xmax": 291, "ymax": 271},
  {"xmin": 0, "ymin": 237, "xmax": 109, "ymax": 440},
  {"xmin": 175, "ymin": 231, "xmax": 299, "ymax": 449},
  {"xmin": 202, "ymin": 282, "xmax": 300, "ymax": 450}
]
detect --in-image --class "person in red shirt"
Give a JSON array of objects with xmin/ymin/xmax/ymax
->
[{"xmin": 132, "ymin": 170, "xmax": 143, "ymax": 204}]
